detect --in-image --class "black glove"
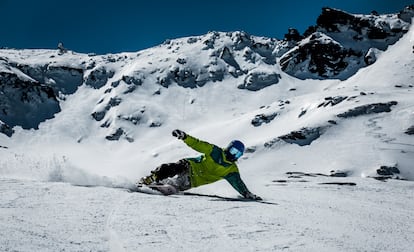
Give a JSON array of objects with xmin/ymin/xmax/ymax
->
[
  {"xmin": 172, "ymin": 129, "xmax": 187, "ymax": 140},
  {"xmin": 244, "ymin": 191, "xmax": 262, "ymax": 201}
]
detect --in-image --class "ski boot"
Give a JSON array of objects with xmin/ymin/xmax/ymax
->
[{"xmin": 137, "ymin": 174, "xmax": 157, "ymax": 186}]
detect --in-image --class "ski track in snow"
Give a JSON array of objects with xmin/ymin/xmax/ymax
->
[
  {"xmin": 106, "ymin": 193, "xmax": 129, "ymax": 252},
  {"xmin": 1, "ymin": 178, "xmax": 413, "ymax": 252}
]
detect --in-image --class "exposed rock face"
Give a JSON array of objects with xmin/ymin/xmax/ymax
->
[
  {"xmin": 251, "ymin": 113, "xmax": 278, "ymax": 127},
  {"xmin": 313, "ymin": 7, "xmax": 411, "ymax": 43},
  {"xmin": 279, "ymin": 7, "xmax": 414, "ymax": 79},
  {"xmin": 337, "ymin": 101, "xmax": 398, "ymax": 118},
  {"xmin": 16, "ymin": 64, "xmax": 83, "ymax": 95},
  {"xmin": 0, "ymin": 120, "xmax": 14, "ymax": 137},
  {"xmin": 85, "ymin": 67, "xmax": 114, "ymax": 89},
  {"xmin": 278, "ymin": 126, "xmax": 327, "ymax": 146},
  {"xmin": 239, "ymin": 71, "xmax": 280, "ymax": 91},
  {"xmin": 405, "ymin": 126, "xmax": 414, "ymax": 135},
  {"xmin": 0, "ymin": 71, "xmax": 60, "ymax": 130},
  {"xmin": 280, "ymin": 32, "xmax": 361, "ymax": 79},
  {"xmin": 318, "ymin": 96, "xmax": 348, "ymax": 107},
  {"xmin": 370, "ymin": 165, "xmax": 403, "ymax": 181}
]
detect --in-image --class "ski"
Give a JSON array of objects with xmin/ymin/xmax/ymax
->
[
  {"xmin": 182, "ymin": 192, "xmax": 278, "ymax": 205},
  {"xmin": 133, "ymin": 183, "xmax": 178, "ymax": 196},
  {"xmin": 131, "ymin": 184, "xmax": 276, "ymax": 205}
]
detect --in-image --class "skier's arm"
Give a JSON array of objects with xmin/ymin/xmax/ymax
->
[
  {"xmin": 183, "ymin": 135, "xmax": 214, "ymax": 155},
  {"xmin": 224, "ymin": 172, "xmax": 261, "ymax": 200}
]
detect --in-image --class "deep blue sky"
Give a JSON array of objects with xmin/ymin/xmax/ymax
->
[{"xmin": 1, "ymin": 0, "xmax": 413, "ymax": 54}]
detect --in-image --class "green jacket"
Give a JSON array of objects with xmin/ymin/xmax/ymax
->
[{"xmin": 183, "ymin": 135, "xmax": 251, "ymax": 197}]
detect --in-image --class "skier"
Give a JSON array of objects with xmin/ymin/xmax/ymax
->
[{"xmin": 139, "ymin": 129, "xmax": 262, "ymax": 200}]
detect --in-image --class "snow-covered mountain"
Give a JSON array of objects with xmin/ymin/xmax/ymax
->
[
  {"xmin": 1, "ymin": 6, "xmax": 414, "ymax": 252},
  {"xmin": 281, "ymin": 7, "xmax": 414, "ymax": 79}
]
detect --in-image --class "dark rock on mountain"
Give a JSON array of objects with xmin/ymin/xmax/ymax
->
[
  {"xmin": 279, "ymin": 126, "xmax": 326, "ymax": 146},
  {"xmin": 231, "ymin": 31, "xmax": 252, "ymax": 51},
  {"xmin": 121, "ymin": 75, "xmax": 143, "ymax": 94},
  {"xmin": 251, "ymin": 113, "xmax": 278, "ymax": 127},
  {"xmin": 284, "ymin": 28, "xmax": 303, "ymax": 42},
  {"xmin": 122, "ymin": 75, "xmax": 142, "ymax": 86},
  {"xmin": 0, "ymin": 72, "xmax": 60, "ymax": 131},
  {"xmin": 398, "ymin": 5, "xmax": 414, "ymax": 22},
  {"xmin": 220, "ymin": 47, "xmax": 242, "ymax": 77},
  {"xmin": 370, "ymin": 165, "xmax": 403, "ymax": 181},
  {"xmin": 0, "ymin": 120, "xmax": 14, "ymax": 137},
  {"xmin": 239, "ymin": 71, "xmax": 280, "ymax": 91},
  {"xmin": 280, "ymin": 32, "xmax": 361, "ymax": 79},
  {"xmin": 318, "ymin": 96, "xmax": 348, "ymax": 107},
  {"xmin": 364, "ymin": 48, "xmax": 381, "ymax": 65},
  {"xmin": 91, "ymin": 97, "xmax": 122, "ymax": 122},
  {"xmin": 377, "ymin": 165, "xmax": 400, "ymax": 176},
  {"xmin": 169, "ymin": 67, "xmax": 199, "ymax": 88},
  {"xmin": 405, "ymin": 125, "xmax": 414, "ymax": 135},
  {"xmin": 15, "ymin": 64, "xmax": 83, "ymax": 95},
  {"xmin": 314, "ymin": 7, "xmax": 410, "ymax": 42},
  {"xmin": 105, "ymin": 128, "xmax": 124, "ymax": 141},
  {"xmin": 85, "ymin": 67, "xmax": 115, "ymax": 89},
  {"xmin": 337, "ymin": 101, "xmax": 397, "ymax": 118},
  {"xmin": 315, "ymin": 7, "xmax": 358, "ymax": 32},
  {"xmin": 281, "ymin": 7, "xmax": 414, "ymax": 80},
  {"xmin": 105, "ymin": 127, "xmax": 134, "ymax": 142},
  {"xmin": 330, "ymin": 170, "xmax": 350, "ymax": 177},
  {"xmin": 91, "ymin": 111, "xmax": 106, "ymax": 122}
]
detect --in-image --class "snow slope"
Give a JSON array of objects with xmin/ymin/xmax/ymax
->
[
  {"xmin": 1, "ymin": 8, "xmax": 414, "ymax": 252},
  {"xmin": 1, "ymin": 177, "xmax": 413, "ymax": 252}
]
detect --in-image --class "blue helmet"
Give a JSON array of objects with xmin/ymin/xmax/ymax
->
[{"xmin": 225, "ymin": 140, "xmax": 245, "ymax": 161}]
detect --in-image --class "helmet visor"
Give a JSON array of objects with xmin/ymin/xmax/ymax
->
[{"xmin": 229, "ymin": 146, "xmax": 243, "ymax": 159}]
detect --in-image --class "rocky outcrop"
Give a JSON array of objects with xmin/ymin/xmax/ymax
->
[
  {"xmin": 318, "ymin": 96, "xmax": 348, "ymax": 107},
  {"xmin": 239, "ymin": 71, "xmax": 280, "ymax": 91},
  {"xmin": 405, "ymin": 125, "xmax": 414, "ymax": 135},
  {"xmin": 280, "ymin": 7, "xmax": 414, "ymax": 79},
  {"xmin": 370, "ymin": 165, "xmax": 403, "ymax": 181},
  {"xmin": 85, "ymin": 67, "xmax": 114, "ymax": 89},
  {"xmin": 0, "ymin": 72, "xmax": 60, "ymax": 131},
  {"xmin": 278, "ymin": 126, "xmax": 327, "ymax": 146},
  {"xmin": 251, "ymin": 113, "xmax": 278, "ymax": 127},
  {"xmin": 337, "ymin": 101, "xmax": 397, "ymax": 118},
  {"xmin": 0, "ymin": 120, "xmax": 14, "ymax": 137},
  {"xmin": 280, "ymin": 32, "xmax": 361, "ymax": 79},
  {"xmin": 15, "ymin": 64, "xmax": 83, "ymax": 94}
]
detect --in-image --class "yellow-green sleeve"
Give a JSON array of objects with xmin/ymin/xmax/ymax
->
[{"xmin": 183, "ymin": 135, "xmax": 214, "ymax": 154}]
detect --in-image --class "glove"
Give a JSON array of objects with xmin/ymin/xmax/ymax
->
[
  {"xmin": 244, "ymin": 191, "xmax": 262, "ymax": 201},
  {"xmin": 172, "ymin": 129, "xmax": 187, "ymax": 140}
]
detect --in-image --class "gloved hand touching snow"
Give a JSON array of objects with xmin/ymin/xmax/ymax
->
[{"xmin": 172, "ymin": 129, "xmax": 187, "ymax": 140}]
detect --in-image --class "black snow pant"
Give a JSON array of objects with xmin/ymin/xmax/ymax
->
[{"xmin": 151, "ymin": 159, "xmax": 191, "ymax": 190}]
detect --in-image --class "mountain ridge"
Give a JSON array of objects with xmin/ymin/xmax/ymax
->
[{"xmin": 1, "ymin": 6, "xmax": 413, "ymax": 135}]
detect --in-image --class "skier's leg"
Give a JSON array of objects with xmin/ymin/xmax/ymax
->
[
  {"xmin": 152, "ymin": 159, "xmax": 189, "ymax": 181},
  {"xmin": 139, "ymin": 159, "xmax": 190, "ymax": 185},
  {"xmin": 163, "ymin": 167, "xmax": 191, "ymax": 191}
]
